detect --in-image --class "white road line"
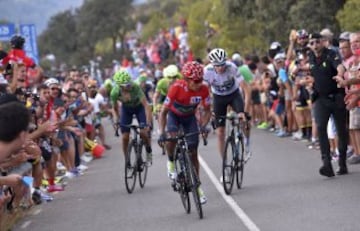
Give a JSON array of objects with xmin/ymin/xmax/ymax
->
[
  {"xmin": 199, "ymin": 156, "xmax": 260, "ymax": 231},
  {"xmin": 21, "ymin": 220, "xmax": 32, "ymax": 229},
  {"xmin": 32, "ymin": 208, "xmax": 42, "ymax": 215}
]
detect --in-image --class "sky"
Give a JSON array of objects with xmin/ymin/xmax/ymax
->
[{"xmin": 0, "ymin": 0, "xmax": 147, "ymax": 34}]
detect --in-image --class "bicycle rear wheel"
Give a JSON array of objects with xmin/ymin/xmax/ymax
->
[
  {"xmin": 185, "ymin": 152, "xmax": 203, "ymax": 219},
  {"xmin": 174, "ymin": 146, "xmax": 190, "ymax": 213},
  {"xmin": 222, "ymin": 137, "xmax": 235, "ymax": 195},
  {"xmin": 236, "ymin": 136, "xmax": 245, "ymax": 189},
  {"xmin": 125, "ymin": 141, "xmax": 137, "ymax": 193},
  {"xmin": 138, "ymin": 142, "xmax": 148, "ymax": 188}
]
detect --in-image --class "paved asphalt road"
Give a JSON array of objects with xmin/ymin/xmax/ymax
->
[{"xmin": 13, "ymin": 122, "xmax": 360, "ymax": 231}]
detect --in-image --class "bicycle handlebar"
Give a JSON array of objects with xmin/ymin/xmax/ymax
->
[
  {"xmin": 113, "ymin": 123, "xmax": 148, "ymax": 137},
  {"xmin": 161, "ymin": 131, "xmax": 208, "ymax": 146}
]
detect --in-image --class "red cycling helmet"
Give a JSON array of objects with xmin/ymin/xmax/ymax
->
[{"xmin": 181, "ymin": 61, "xmax": 204, "ymax": 81}]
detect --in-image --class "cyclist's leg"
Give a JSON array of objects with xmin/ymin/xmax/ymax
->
[
  {"xmin": 166, "ymin": 112, "xmax": 179, "ymax": 179},
  {"xmin": 213, "ymin": 94, "xmax": 230, "ymax": 159},
  {"xmin": 136, "ymin": 105, "xmax": 151, "ymax": 147},
  {"xmin": 183, "ymin": 114, "xmax": 206, "ymax": 204},
  {"xmin": 183, "ymin": 115, "xmax": 200, "ymax": 175},
  {"xmin": 166, "ymin": 111, "xmax": 179, "ymax": 160},
  {"xmin": 136, "ymin": 105, "xmax": 153, "ymax": 164},
  {"xmin": 120, "ymin": 106, "xmax": 133, "ymax": 157},
  {"xmin": 230, "ymin": 90, "xmax": 251, "ymax": 147}
]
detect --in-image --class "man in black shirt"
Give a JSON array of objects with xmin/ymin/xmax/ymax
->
[{"xmin": 308, "ymin": 33, "xmax": 348, "ymax": 177}]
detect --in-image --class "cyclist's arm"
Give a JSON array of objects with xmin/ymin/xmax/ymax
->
[
  {"xmin": 199, "ymin": 106, "xmax": 211, "ymax": 128},
  {"xmin": 141, "ymin": 96, "xmax": 152, "ymax": 126},
  {"xmin": 152, "ymin": 91, "xmax": 161, "ymax": 110},
  {"xmin": 112, "ymin": 101, "xmax": 120, "ymax": 122},
  {"xmin": 159, "ymin": 106, "xmax": 169, "ymax": 134}
]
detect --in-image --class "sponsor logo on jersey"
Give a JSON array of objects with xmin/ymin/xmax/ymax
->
[{"xmin": 190, "ymin": 96, "xmax": 202, "ymax": 104}]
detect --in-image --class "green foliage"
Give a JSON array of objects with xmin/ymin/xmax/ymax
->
[
  {"xmin": 141, "ymin": 12, "xmax": 169, "ymax": 41},
  {"xmin": 186, "ymin": 1, "xmax": 212, "ymax": 57},
  {"xmin": 38, "ymin": 0, "xmax": 134, "ymax": 66},
  {"xmin": 337, "ymin": 0, "xmax": 360, "ymax": 31},
  {"xmin": 37, "ymin": 0, "xmax": 349, "ymax": 67},
  {"xmin": 289, "ymin": 0, "xmax": 344, "ymax": 34},
  {"xmin": 38, "ymin": 10, "xmax": 77, "ymax": 64}
]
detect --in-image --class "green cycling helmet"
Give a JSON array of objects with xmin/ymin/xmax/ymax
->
[
  {"xmin": 104, "ymin": 79, "xmax": 113, "ymax": 93},
  {"xmin": 113, "ymin": 71, "xmax": 132, "ymax": 86}
]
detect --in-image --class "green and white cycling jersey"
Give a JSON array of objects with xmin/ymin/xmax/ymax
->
[{"xmin": 110, "ymin": 83, "xmax": 145, "ymax": 107}]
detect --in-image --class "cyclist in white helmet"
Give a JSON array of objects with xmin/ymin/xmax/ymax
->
[{"xmin": 204, "ymin": 48, "xmax": 251, "ymax": 177}]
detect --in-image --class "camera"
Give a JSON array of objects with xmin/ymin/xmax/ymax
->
[{"xmin": 24, "ymin": 91, "xmax": 40, "ymax": 101}]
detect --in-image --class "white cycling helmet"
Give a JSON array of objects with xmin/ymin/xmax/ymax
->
[
  {"xmin": 163, "ymin": 64, "xmax": 179, "ymax": 78},
  {"xmin": 44, "ymin": 78, "xmax": 59, "ymax": 87},
  {"xmin": 208, "ymin": 48, "xmax": 227, "ymax": 65}
]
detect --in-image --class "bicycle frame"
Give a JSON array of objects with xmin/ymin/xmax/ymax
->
[{"xmin": 164, "ymin": 130, "xmax": 206, "ymax": 219}]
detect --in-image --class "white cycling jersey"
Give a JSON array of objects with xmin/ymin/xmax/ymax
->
[{"xmin": 203, "ymin": 61, "xmax": 244, "ymax": 96}]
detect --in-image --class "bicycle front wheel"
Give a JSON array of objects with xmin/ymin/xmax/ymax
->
[
  {"xmin": 138, "ymin": 142, "xmax": 148, "ymax": 188},
  {"xmin": 184, "ymin": 152, "xmax": 203, "ymax": 219},
  {"xmin": 236, "ymin": 136, "xmax": 245, "ymax": 189},
  {"xmin": 125, "ymin": 141, "xmax": 137, "ymax": 193},
  {"xmin": 174, "ymin": 145, "xmax": 190, "ymax": 213},
  {"xmin": 222, "ymin": 137, "xmax": 235, "ymax": 195}
]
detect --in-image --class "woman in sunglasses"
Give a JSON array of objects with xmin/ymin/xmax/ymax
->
[{"xmin": 111, "ymin": 71, "xmax": 153, "ymax": 166}]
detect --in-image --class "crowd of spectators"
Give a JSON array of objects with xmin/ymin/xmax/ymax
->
[{"xmin": 1, "ymin": 14, "xmax": 360, "ymax": 227}]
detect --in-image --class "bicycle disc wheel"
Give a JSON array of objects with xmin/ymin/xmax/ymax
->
[
  {"xmin": 185, "ymin": 152, "xmax": 203, "ymax": 219},
  {"xmin": 125, "ymin": 142, "xmax": 137, "ymax": 193},
  {"xmin": 138, "ymin": 142, "xmax": 148, "ymax": 188},
  {"xmin": 174, "ymin": 146, "xmax": 190, "ymax": 213},
  {"xmin": 222, "ymin": 137, "xmax": 235, "ymax": 195},
  {"xmin": 236, "ymin": 136, "xmax": 245, "ymax": 189}
]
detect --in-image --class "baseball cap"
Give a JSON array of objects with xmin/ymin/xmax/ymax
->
[
  {"xmin": 274, "ymin": 53, "xmax": 286, "ymax": 61},
  {"xmin": 339, "ymin": 31, "xmax": 350, "ymax": 41},
  {"xmin": 308, "ymin": 33, "xmax": 323, "ymax": 40},
  {"xmin": 320, "ymin": 28, "xmax": 333, "ymax": 39}
]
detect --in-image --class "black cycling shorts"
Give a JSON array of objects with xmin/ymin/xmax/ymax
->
[{"xmin": 213, "ymin": 90, "xmax": 244, "ymax": 127}]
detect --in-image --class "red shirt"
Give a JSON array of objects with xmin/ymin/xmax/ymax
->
[
  {"xmin": 1, "ymin": 49, "xmax": 35, "ymax": 68},
  {"xmin": 164, "ymin": 79, "xmax": 211, "ymax": 116},
  {"xmin": 45, "ymin": 98, "xmax": 54, "ymax": 121}
]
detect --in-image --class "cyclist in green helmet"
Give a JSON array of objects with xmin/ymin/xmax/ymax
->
[
  {"xmin": 152, "ymin": 64, "xmax": 182, "ymax": 117},
  {"xmin": 111, "ymin": 71, "xmax": 153, "ymax": 166}
]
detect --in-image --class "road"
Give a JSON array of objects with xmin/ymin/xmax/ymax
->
[{"xmin": 13, "ymin": 122, "xmax": 360, "ymax": 231}]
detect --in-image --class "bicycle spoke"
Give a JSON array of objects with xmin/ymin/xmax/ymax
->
[
  {"xmin": 175, "ymin": 145, "xmax": 190, "ymax": 213},
  {"xmin": 223, "ymin": 138, "xmax": 235, "ymax": 195},
  {"xmin": 125, "ymin": 142, "xmax": 137, "ymax": 193},
  {"xmin": 138, "ymin": 142, "xmax": 148, "ymax": 188},
  {"xmin": 185, "ymin": 152, "xmax": 203, "ymax": 219},
  {"xmin": 236, "ymin": 136, "xmax": 245, "ymax": 189}
]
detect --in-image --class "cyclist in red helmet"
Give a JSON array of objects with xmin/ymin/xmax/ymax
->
[{"xmin": 158, "ymin": 61, "xmax": 211, "ymax": 204}]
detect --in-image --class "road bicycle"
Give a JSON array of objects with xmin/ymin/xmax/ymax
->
[
  {"xmin": 115, "ymin": 124, "xmax": 150, "ymax": 194},
  {"xmin": 162, "ymin": 129, "xmax": 207, "ymax": 219},
  {"xmin": 214, "ymin": 112, "xmax": 251, "ymax": 195}
]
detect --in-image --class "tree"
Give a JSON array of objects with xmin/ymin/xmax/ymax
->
[
  {"xmin": 141, "ymin": 12, "xmax": 170, "ymax": 42},
  {"xmin": 337, "ymin": 0, "xmax": 360, "ymax": 32},
  {"xmin": 38, "ymin": 10, "xmax": 77, "ymax": 65},
  {"xmin": 77, "ymin": 0, "xmax": 134, "ymax": 56},
  {"xmin": 289, "ymin": 0, "xmax": 345, "ymax": 35}
]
